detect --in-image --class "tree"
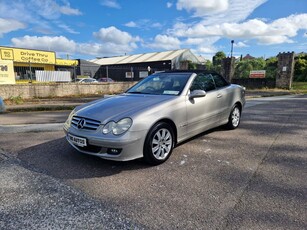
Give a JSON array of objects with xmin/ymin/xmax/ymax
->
[
  {"xmin": 294, "ymin": 53, "xmax": 307, "ymax": 81},
  {"xmin": 212, "ymin": 51, "xmax": 226, "ymax": 73},
  {"xmin": 265, "ymin": 57, "xmax": 278, "ymax": 79},
  {"xmin": 234, "ymin": 58, "xmax": 266, "ymax": 79}
]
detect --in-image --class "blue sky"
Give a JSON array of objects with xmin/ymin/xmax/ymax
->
[{"xmin": 0, "ymin": 0, "xmax": 306, "ymax": 61}]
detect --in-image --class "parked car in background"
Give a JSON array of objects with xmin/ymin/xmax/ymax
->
[
  {"xmin": 64, "ymin": 70, "xmax": 245, "ymax": 165},
  {"xmin": 77, "ymin": 78, "xmax": 98, "ymax": 83},
  {"xmin": 97, "ymin": 77, "xmax": 114, "ymax": 82}
]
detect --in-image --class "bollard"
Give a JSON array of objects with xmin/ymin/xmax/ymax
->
[{"xmin": 0, "ymin": 97, "xmax": 6, "ymax": 113}]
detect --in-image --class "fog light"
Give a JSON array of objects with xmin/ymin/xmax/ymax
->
[{"xmin": 107, "ymin": 148, "xmax": 122, "ymax": 155}]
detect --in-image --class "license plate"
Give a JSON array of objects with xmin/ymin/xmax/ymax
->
[{"xmin": 68, "ymin": 134, "xmax": 87, "ymax": 147}]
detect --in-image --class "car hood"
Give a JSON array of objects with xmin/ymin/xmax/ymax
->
[{"xmin": 74, "ymin": 94, "xmax": 175, "ymax": 123}]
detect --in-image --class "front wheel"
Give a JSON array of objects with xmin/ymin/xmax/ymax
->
[
  {"xmin": 143, "ymin": 122, "xmax": 174, "ymax": 165},
  {"xmin": 226, "ymin": 105, "xmax": 241, "ymax": 129}
]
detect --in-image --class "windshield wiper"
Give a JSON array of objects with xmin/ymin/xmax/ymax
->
[{"xmin": 127, "ymin": 91, "xmax": 152, "ymax": 94}]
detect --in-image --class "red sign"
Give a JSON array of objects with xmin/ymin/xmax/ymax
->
[{"xmin": 249, "ymin": 70, "xmax": 266, "ymax": 78}]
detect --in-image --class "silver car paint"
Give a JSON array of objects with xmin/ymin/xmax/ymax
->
[{"xmin": 64, "ymin": 73, "xmax": 245, "ymax": 161}]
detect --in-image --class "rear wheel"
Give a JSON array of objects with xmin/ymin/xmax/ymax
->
[
  {"xmin": 144, "ymin": 122, "xmax": 174, "ymax": 165},
  {"xmin": 227, "ymin": 105, "xmax": 241, "ymax": 129}
]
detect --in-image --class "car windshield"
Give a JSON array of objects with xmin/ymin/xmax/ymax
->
[{"xmin": 126, "ymin": 73, "xmax": 191, "ymax": 96}]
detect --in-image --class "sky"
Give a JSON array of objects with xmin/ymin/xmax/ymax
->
[{"xmin": 0, "ymin": 0, "xmax": 306, "ymax": 61}]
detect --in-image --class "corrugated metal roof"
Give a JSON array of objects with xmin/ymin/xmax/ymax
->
[{"xmin": 91, "ymin": 49, "xmax": 193, "ymax": 65}]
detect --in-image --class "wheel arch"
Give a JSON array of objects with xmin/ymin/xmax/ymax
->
[
  {"xmin": 146, "ymin": 118, "xmax": 178, "ymax": 145},
  {"xmin": 234, "ymin": 101, "xmax": 243, "ymax": 112}
]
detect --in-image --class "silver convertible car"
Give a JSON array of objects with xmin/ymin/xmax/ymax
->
[{"xmin": 64, "ymin": 70, "xmax": 245, "ymax": 165}]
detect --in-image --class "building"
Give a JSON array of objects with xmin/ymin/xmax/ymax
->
[
  {"xmin": 89, "ymin": 49, "xmax": 201, "ymax": 81},
  {"xmin": 0, "ymin": 46, "xmax": 78, "ymax": 84}
]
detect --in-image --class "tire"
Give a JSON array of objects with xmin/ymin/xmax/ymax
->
[
  {"xmin": 143, "ymin": 122, "xmax": 174, "ymax": 165},
  {"xmin": 226, "ymin": 104, "xmax": 241, "ymax": 130}
]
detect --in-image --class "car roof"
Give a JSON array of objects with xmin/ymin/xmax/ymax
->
[{"xmin": 162, "ymin": 70, "xmax": 220, "ymax": 75}]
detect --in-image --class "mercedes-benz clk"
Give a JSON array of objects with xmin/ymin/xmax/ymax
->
[{"xmin": 63, "ymin": 70, "xmax": 245, "ymax": 165}]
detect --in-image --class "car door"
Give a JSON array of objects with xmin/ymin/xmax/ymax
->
[
  {"xmin": 211, "ymin": 73, "xmax": 233, "ymax": 121},
  {"xmin": 186, "ymin": 73, "xmax": 222, "ymax": 137}
]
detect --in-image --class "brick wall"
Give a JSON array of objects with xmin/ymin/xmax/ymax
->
[{"xmin": 0, "ymin": 82, "xmax": 136, "ymax": 100}]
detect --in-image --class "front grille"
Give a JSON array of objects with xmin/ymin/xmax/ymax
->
[
  {"xmin": 78, "ymin": 144, "xmax": 103, "ymax": 153},
  {"xmin": 71, "ymin": 116, "xmax": 101, "ymax": 130}
]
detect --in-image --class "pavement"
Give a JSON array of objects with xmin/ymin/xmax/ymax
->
[{"xmin": 0, "ymin": 92, "xmax": 306, "ymax": 229}]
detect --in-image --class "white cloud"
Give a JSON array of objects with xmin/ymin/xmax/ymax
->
[
  {"xmin": 0, "ymin": 0, "xmax": 81, "ymax": 36},
  {"xmin": 57, "ymin": 24, "xmax": 79, "ymax": 34},
  {"xmin": 93, "ymin": 26, "xmax": 139, "ymax": 45},
  {"xmin": 124, "ymin": 19, "xmax": 163, "ymax": 30},
  {"xmin": 124, "ymin": 21, "xmax": 138, "ymax": 28},
  {"xmin": 257, "ymin": 36, "xmax": 294, "ymax": 45},
  {"xmin": 176, "ymin": 0, "xmax": 229, "ymax": 17},
  {"xmin": 172, "ymin": 14, "xmax": 307, "ymax": 45},
  {"xmin": 0, "ymin": 18, "xmax": 26, "ymax": 37},
  {"xmin": 59, "ymin": 6, "xmax": 82, "ymax": 15},
  {"xmin": 167, "ymin": 2, "xmax": 173, "ymax": 8},
  {"xmin": 27, "ymin": 0, "xmax": 81, "ymax": 20},
  {"xmin": 10, "ymin": 25, "xmax": 142, "ymax": 57},
  {"xmin": 11, "ymin": 35, "xmax": 77, "ymax": 53},
  {"xmin": 77, "ymin": 42, "xmax": 134, "ymax": 57},
  {"xmin": 148, "ymin": 35, "xmax": 181, "ymax": 50},
  {"xmin": 234, "ymin": 41, "xmax": 249, "ymax": 48},
  {"xmin": 100, "ymin": 0, "xmax": 121, "ymax": 9}
]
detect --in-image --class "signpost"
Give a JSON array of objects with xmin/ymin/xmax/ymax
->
[
  {"xmin": 249, "ymin": 70, "xmax": 266, "ymax": 78},
  {"xmin": 0, "ymin": 60, "xmax": 15, "ymax": 84}
]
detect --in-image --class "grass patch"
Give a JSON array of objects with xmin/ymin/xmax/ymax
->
[
  {"xmin": 7, "ymin": 105, "xmax": 76, "ymax": 112},
  {"xmin": 292, "ymin": 82, "xmax": 307, "ymax": 90},
  {"xmin": 4, "ymin": 95, "xmax": 24, "ymax": 105}
]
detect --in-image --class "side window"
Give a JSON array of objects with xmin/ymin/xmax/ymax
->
[
  {"xmin": 190, "ymin": 74, "xmax": 216, "ymax": 92},
  {"xmin": 212, "ymin": 74, "xmax": 229, "ymax": 88}
]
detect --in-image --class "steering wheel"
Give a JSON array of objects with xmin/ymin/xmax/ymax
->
[{"xmin": 145, "ymin": 86, "xmax": 155, "ymax": 91}]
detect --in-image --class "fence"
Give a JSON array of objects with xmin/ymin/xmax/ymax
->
[
  {"xmin": 36, "ymin": 70, "xmax": 71, "ymax": 82},
  {"xmin": 231, "ymin": 78, "xmax": 276, "ymax": 89}
]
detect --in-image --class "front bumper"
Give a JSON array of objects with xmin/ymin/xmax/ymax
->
[{"xmin": 63, "ymin": 125, "xmax": 147, "ymax": 161}]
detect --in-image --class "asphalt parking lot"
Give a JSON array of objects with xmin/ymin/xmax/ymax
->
[{"xmin": 0, "ymin": 95, "xmax": 306, "ymax": 229}]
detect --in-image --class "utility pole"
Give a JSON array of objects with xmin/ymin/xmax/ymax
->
[{"xmin": 230, "ymin": 40, "xmax": 234, "ymax": 58}]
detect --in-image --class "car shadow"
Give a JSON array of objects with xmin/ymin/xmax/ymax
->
[{"xmin": 17, "ymin": 136, "xmax": 151, "ymax": 180}]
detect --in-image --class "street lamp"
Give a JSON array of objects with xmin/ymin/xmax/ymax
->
[{"xmin": 230, "ymin": 40, "xmax": 234, "ymax": 58}]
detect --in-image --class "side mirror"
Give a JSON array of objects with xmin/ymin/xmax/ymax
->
[{"xmin": 189, "ymin": 90, "xmax": 206, "ymax": 99}]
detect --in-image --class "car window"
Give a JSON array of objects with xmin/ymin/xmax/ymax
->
[
  {"xmin": 126, "ymin": 73, "xmax": 190, "ymax": 96},
  {"xmin": 190, "ymin": 73, "xmax": 216, "ymax": 92},
  {"xmin": 212, "ymin": 74, "xmax": 229, "ymax": 88}
]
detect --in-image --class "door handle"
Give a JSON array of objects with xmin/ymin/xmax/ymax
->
[{"xmin": 217, "ymin": 94, "xmax": 222, "ymax": 98}]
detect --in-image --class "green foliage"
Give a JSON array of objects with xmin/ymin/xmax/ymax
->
[
  {"xmin": 211, "ymin": 51, "xmax": 226, "ymax": 74},
  {"xmin": 234, "ymin": 58, "xmax": 266, "ymax": 79},
  {"xmin": 292, "ymin": 82, "xmax": 307, "ymax": 90},
  {"xmin": 212, "ymin": 51, "xmax": 226, "ymax": 66},
  {"xmin": 188, "ymin": 61, "xmax": 198, "ymax": 70},
  {"xmin": 264, "ymin": 57, "xmax": 278, "ymax": 79},
  {"xmin": 9, "ymin": 95, "xmax": 24, "ymax": 105},
  {"xmin": 204, "ymin": 60, "xmax": 213, "ymax": 71},
  {"xmin": 294, "ymin": 54, "xmax": 307, "ymax": 81}
]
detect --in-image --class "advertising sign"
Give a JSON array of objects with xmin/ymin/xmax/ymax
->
[
  {"xmin": 0, "ymin": 60, "xmax": 15, "ymax": 84},
  {"xmin": 56, "ymin": 59, "xmax": 78, "ymax": 66},
  {"xmin": 249, "ymin": 70, "xmax": 266, "ymax": 78},
  {"xmin": 0, "ymin": 47, "xmax": 56, "ymax": 64}
]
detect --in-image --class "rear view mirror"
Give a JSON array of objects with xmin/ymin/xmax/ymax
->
[{"xmin": 189, "ymin": 90, "xmax": 206, "ymax": 99}]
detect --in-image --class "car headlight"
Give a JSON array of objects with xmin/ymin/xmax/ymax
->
[
  {"xmin": 65, "ymin": 110, "xmax": 75, "ymax": 125},
  {"xmin": 102, "ymin": 118, "xmax": 132, "ymax": 135}
]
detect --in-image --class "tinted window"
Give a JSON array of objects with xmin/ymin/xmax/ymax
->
[
  {"xmin": 190, "ymin": 74, "xmax": 216, "ymax": 92},
  {"xmin": 212, "ymin": 74, "xmax": 229, "ymax": 88}
]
